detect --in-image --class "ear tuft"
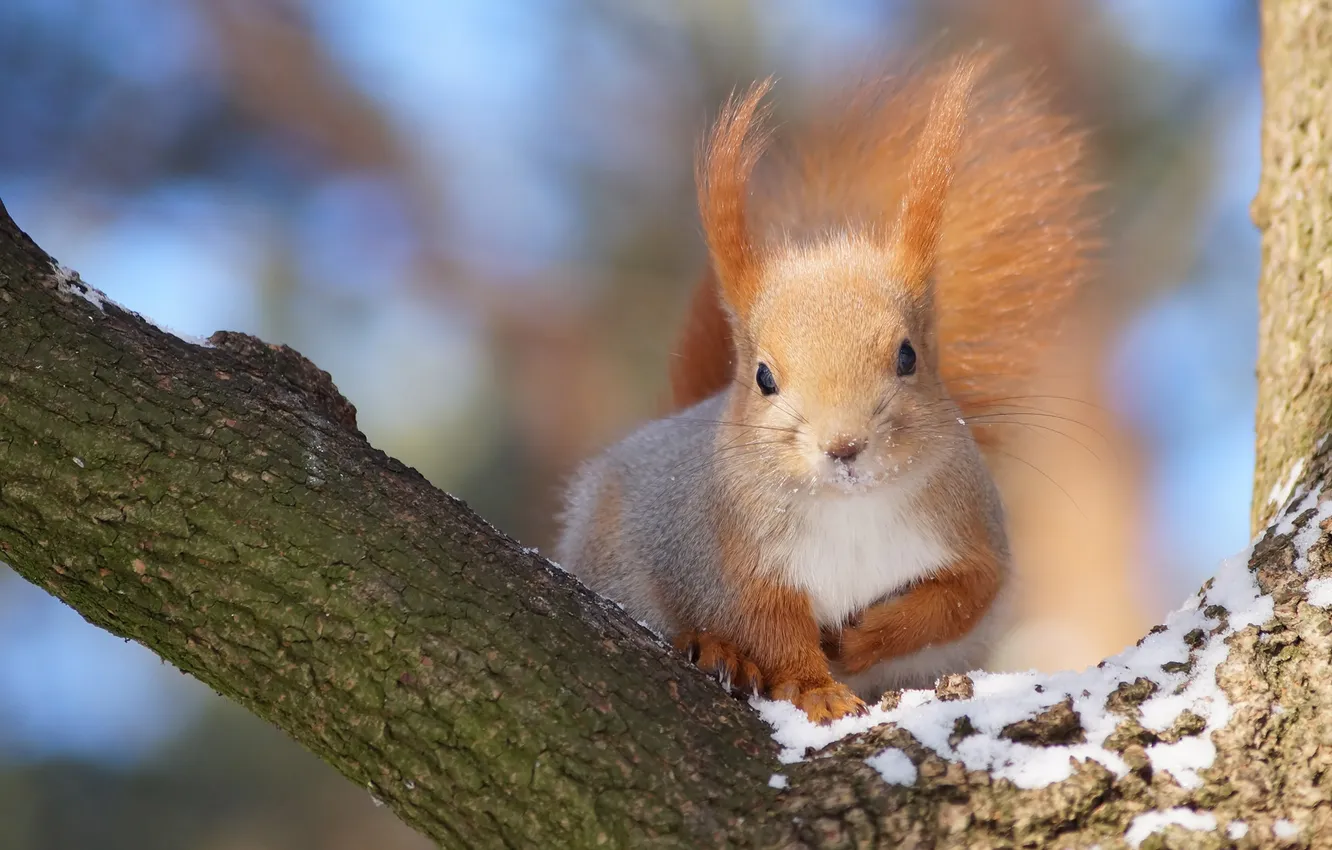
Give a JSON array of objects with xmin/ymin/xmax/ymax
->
[
  {"xmin": 697, "ymin": 78, "xmax": 775, "ymax": 322},
  {"xmin": 891, "ymin": 56, "xmax": 983, "ymax": 302}
]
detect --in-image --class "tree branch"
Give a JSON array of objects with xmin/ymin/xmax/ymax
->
[{"xmin": 0, "ymin": 200, "xmax": 780, "ymax": 848}]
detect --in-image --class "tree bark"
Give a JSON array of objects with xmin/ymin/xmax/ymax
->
[
  {"xmin": 0, "ymin": 205, "xmax": 780, "ymax": 848},
  {"xmin": 3, "ymin": 2, "xmax": 1332, "ymax": 845},
  {"xmin": 1251, "ymin": 0, "xmax": 1332, "ymax": 534}
]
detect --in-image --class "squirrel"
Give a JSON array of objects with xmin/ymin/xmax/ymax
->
[{"xmin": 556, "ymin": 49, "xmax": 1098, "ymax": 724}]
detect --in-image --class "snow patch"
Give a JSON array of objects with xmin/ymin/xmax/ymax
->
[
  {"xmin": 1307, "ymin": 578, "xmax": 1332, "ymax": 607},
  {"xmin": 865, "ymin": 748, "xmax": 916, "ymax": 785},
  {"xmin": 1275, "ymin": 488, "xmax": 1321, "ymax": 537},
  {"xmin": 751, "ymin": 549, "xmax": 1261, "ymax": 788},
  {"xmin": 1227, "ymin": 821, "xmax": 1249, "ymax": 839},
  {"xmin": 754, "ymin": 488, "xmax": 1326, "ymax": 792},
  {"xmin": 1273, "ymin": 819, "xmax": 1298, "ymax": 839},
  {"xmin": 1293, "ymin": 500, "xmax": 1332, "ymax": 563},
  {"xmin": 53, "ymin": 263, "xmax": 107, "ymax": 310},
  {"xmin": 1268, "ymin": 458, "xmax": 1306, "ymax": 511},
  {"xmin": 49, "ymin": 262, "xmax": 211, "ymax": 347},
  {"xmin": 1124, "ymin": 809, "xmax": 1216, "ymax": 847}
]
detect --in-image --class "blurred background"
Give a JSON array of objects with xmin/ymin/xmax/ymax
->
[{"xmin": 0, "ymin": 0, "xmax": 1260, "ymax": 847}]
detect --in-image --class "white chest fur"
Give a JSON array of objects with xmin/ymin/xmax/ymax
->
[{"xmin": 778, "ymin": 485, "xmax": 953, "ymax": 627}]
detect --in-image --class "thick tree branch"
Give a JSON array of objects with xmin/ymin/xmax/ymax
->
[{"xmin": 0, "ymin": 200, "xmax": 782, "ymax": 848}]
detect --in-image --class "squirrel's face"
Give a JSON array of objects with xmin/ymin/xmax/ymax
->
[{"xmin": 726, "ymin": 237, "xmax": 960, "ymax": 495}]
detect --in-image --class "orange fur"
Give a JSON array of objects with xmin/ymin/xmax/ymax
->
[
  {"xmin": 662, "ymin": 49, "xmax": 1098, "ymax": 708},
  {"xmin": 828, "ymin": 540, "xmax": 1005, "ymax": 675},
  {"xmin": 673, "ymin": 51, "xmax": 1099, "ymax": 456},
  {"xmin": 890, "ymin": 55, "xmax": 979, "ymax": 300},
  {"xmin": 696, "ymin": 513, "xmax": 866, "ymax": 724},
  {"xmin": 668, "ymin": 266, "xmax": 733, "ymax": 411},
  {"xmin": 696, "ymin": 78, "xmax": 775, "ymax": 321}
]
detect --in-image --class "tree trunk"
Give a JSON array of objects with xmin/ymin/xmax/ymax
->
[
  {"xmin": 1251, "ymin": 0, "xmax": 1332, "ymax": 534},
  {"xmin": 3, "ymin": 2, "xmax": 1331, "ymax": 846}
]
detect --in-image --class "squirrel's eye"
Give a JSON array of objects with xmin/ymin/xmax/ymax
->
[
  {"xmin": 896, "ymin": 340, "xmax": 917, "ymax": 377},
  {"xmin": 756, "ymin": 362, "xmax": 779, "ymax": 395}
]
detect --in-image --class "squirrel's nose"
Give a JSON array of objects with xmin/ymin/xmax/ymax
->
[{"xmin": 824, "ymin": 437, "xmax": 865, "ymax": 463}]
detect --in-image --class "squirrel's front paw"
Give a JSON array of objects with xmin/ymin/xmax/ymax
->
[
  {"xmin": 673, "ymin": 630, "xmax": 763, "ymax": 696},
  {"xmin": 770, "ymin": 680, "xmax": 867, "ymax": 724},
  {"xmin": 830, "ymin": 624, "xmax": 891, "ymax": 675}
]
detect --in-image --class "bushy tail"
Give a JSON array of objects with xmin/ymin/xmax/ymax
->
[
  {"xmin": 669, "ymin": 264, "xmax": 734, "ymax": 410},
  {"xmin": 669, "ymin": 50, "xmax": 1099, "ymax": 452}
]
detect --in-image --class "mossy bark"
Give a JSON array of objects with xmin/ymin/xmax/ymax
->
[
  {"xmin": 1251, "ymin": 0, "xmax": 1332, "ymax": 534},
  {"xmin": 0, "ymin": 203, "xmax": 781, "ymax": 849},
  {"xmin": 4, "ymin": 2, "xmax": 1332, "ymax": 844}
]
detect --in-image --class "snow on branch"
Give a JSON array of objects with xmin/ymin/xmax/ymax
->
[
  {"xmin": 757, "ymin": 463, "xmax": 1332, "ymax": 843},
  {"xmin": 48, "ymin": 261, "xmax": 212, "ymax": 347}
]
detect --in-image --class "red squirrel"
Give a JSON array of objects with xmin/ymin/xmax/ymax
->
[{"xmin": 556, "ymin": 50, "xmax": 1097, "ymax": 724}]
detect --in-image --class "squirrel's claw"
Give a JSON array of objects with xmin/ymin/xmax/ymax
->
[{"xmin": 673, "ymin": 630, "xmax": 764, "ymax": 697}]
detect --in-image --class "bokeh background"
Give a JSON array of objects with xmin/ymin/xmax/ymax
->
[{"xmin": 0, "ymin": 1, "xmax": 1260, "ymax": 847}]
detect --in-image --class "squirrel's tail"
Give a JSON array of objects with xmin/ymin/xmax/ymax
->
[
  {"xmin": 668, "ymin": 50, "xmax": 1100, "ymax": 449},
  {"xmin": 668, "ymin": 264, "xmax": 733, "ymax": 411}
]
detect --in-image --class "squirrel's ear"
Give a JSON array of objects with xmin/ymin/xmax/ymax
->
[
  {"xmin": 697, "ymin": 78, "xmax": 774, "ymax": 323},
  {"xmin": 890, "ymin": 56, "xmax": 980, "ymax": 305}
]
